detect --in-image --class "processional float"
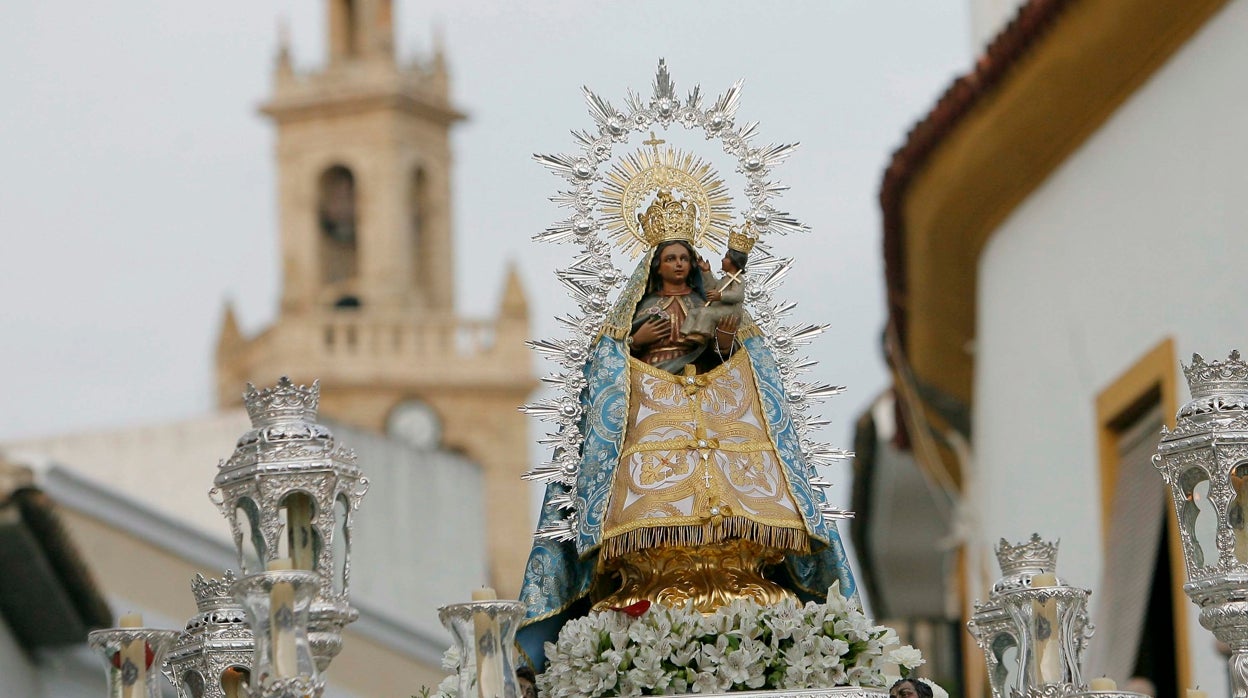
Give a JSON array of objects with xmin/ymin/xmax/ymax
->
[
  {"xmin": 458, "ymin": 60, "xmax": 920, "ymax": 698},
  {"xmin": 84, "ymin": 60, "xmax": 924, "ymax": 698}
]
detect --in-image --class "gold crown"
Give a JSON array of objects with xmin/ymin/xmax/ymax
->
[
  {"xmin": 638, "ymin": 189, "xmax": 697, "ymax": 247},
  {"xmin": 727, "ymin": 224, "xmax": 757, "ymax": 254}
]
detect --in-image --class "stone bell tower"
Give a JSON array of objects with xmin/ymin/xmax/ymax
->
[{"xmin": 216, "ymin": 0, "xmax": 536, "ymax": 596}]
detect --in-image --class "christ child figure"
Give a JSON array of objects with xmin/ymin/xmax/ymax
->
[{"xmin": 681, "ymin": 234, "xmax": 751, "ymax": 342}]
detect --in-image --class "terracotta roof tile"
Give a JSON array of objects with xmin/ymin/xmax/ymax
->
[{"xmin": 880, "ymin": 0, "xmax": 1075, "ymax": 349}]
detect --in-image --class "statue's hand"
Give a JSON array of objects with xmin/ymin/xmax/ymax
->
[
  {"xmin": 631, "ymin": 317, "xmax": 670, "ymax": 348},
  {"xmin": 715, "ymin": 313, "xmax": 740, "ymax": 353},
  {"xmin": 697, "ymin": 257, "xmax": 711, "ymax": 273},
  {"xmin": 706, "ymin": 289, "xmax": 722, "ymax": 302}
]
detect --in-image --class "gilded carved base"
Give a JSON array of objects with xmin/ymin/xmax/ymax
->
[{"xmin": 594, "ymin": 539, "xmax": 795, "ymax": 613}]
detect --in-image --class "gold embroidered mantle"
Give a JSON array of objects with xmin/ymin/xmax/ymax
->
[{"xmin": 600, "ymin": 350, "xmax": 808, "ymax": 560}]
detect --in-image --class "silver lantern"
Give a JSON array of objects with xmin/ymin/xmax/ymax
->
[
  {"xmin": 967, "ymin": 534, "xmax": 1093, "ymax": 698},
  {"xmin": 1155, "ymin": 350, "xmax": 1248, "ymax": 696},
  {"xmin": 164, "ymin": 571, "xmax": 254, "ymax": 698},
  {"xmin": 211, "ymin": 377, "xmax": 369, "ymax": 671}
]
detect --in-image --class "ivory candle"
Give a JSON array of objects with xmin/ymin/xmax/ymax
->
[
  {"xmin": 268, "ymin": 558, "xmax": 298, "ymax": 678},
  {"xmin": 221, "ymin": 667, "xmax": 248, "ymax": 698},
  {"xmin": 1029, "ymin": 573, "xmax": 1060, "ymax": 682},
  {"xmin": 119, "ymin": 613, "xmax": 146, "ymax": 698},
  {"xmin": 1089, "ymin": 677, "xmax": 1116, "ymax": 691},
  {"xmin": 1187, "ymin": 689, "xmax": 1208, "ymax": 698},
  {"xmin": 472, "ymin": 587, "xmax": 502, "ymax": 698},
  {"xmin": 286, "ymin": 496, "xmax": 315, "ymax": 571},
  {"xmin": 1031, "ymin": 573, "xmax": 1057, "ymax": 587}
]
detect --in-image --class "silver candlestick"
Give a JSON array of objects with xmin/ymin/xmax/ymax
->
[
  {"xmin": 165, "ymin": 571, "xmax": 254, "ymax": 698},
  {"xmin": 210, "ymin": 377, "xmax": 369, "ymax": 671},
  {"xmin": 967, "ymin": 534, "xmax": 1093, "ymax": 698},
  {"xmin": 1155, "ymin": 350, "xmax": 1248, "ymax": 697}
]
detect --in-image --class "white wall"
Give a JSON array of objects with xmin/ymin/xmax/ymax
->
[
  {"xmin": 331, "ymin": 421, "xmax": 488, "ymax": 641},
  {"xmin": 0, "ymin": 614, "xmax": 41, "ymax": 698},
  {"xmin": 2, "ymin": 410, "xmax": 253, "ymax": 542},
  {"xmin": 975, "ymin": 1, "xmax": 1248, "ymax": 690}
]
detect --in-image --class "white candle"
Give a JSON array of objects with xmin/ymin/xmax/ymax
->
[
  {"xmin": 221, "ymin": 667, "xmax": 247, "ymax": 698},
  {"xmin": 119, "ymin": 613, "xmax": 146, "ymax": 698},
  {"xmin": 286, "ymin": 496, "xmax": 315, "ymax": 571},
  {"xmin": 267, "ymin": 558, "xmax": 298, "ymax": 678},
  {"xmin": 1029, "ymin": 573, "xmax": 1060, "ymax": 682},
  {"xmin": 472, "ymin": 587, "xmax": 501, "ymax": 698},
  {"xmin": 1031, "ymin": 573, "xmax": 1057, "ymax": 587},
  {"xmin": 471, "ymin": 587, "xmax": 498, "ymax": 602},
  {"xmin": 1090, "ymin": 677, "xmax": 1116, "ymax": 691}
]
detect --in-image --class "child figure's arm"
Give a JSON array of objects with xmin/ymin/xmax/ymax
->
[{"xmin": 719, "ymin": 274, "xmax": 745, "ymax": 305}]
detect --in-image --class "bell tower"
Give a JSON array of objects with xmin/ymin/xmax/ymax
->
[{"xmin": 216, "ymin": 0, "xmax": 536, "ymax": 596}]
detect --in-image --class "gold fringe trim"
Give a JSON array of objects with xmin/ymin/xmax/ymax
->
[
  {"xmin": 602, "ymin": 324, "xmax": 631, "ymax": 340},
  {"xmin": 599, "ymin": 516, "xmax": 809, "ymax": 560},
  {"xmin": 737, "ymin": 319, "xmax": 762, "ymax": 339}
]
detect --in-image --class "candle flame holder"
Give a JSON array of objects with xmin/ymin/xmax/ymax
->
[
  {"xmin": 1155, "ymin": 350, "xmax": 1248, "ymax": 697},
  {"xmin": 998, "ymin": 583, "xmax": 1092, "ymax": 696},
  {"xmin": 87, "ymin": 627, "xmax": 181, "ymax": 698},
  {"xmin": 968, "ymin": 535, "xmax": 1091, "ymax": 698},
  {"xmin": 232, "ymin": 570, "xmax": 324, "ymax": 698},
  {"xmin": 438, "ymin": 600, "xmax": 526, "ymax": 698}
]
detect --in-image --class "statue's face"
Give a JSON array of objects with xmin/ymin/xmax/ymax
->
[
  {"xmin": 890, "ymin": 682, "xmax": 919, "ymax": 698},
  {"xmin": 656, "ymin": 243, "xmax": 692, "ymax": 286}
]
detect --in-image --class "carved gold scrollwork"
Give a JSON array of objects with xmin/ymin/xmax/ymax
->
[{"xmin": 593, "ymin": 539, "xmax": 795, "ymax": 613}]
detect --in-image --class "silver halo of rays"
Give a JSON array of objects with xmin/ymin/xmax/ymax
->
[{"xmin": 522, "ymin": 59, "xmax": 852, "ymax": 544}]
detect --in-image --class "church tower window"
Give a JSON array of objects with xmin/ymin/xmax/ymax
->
[
  {"xmin": 318, "ymin": 165, "xmax": 359, "ymax": 294},
  {"xmin": 409, "ymin": 166, "xmax": 429, "ymax": 296},
  {"xmin": 330, "ymin": 0, "xmax": 360, "ymax": 59}
]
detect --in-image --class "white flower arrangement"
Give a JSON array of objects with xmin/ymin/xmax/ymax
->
[
  {"xmin": 531, "ymin": 583, "xmax": 924, "ymax": 698},
  {"xmin": 432, "ymin": 645, "xmax": 465, "ymax": 698}
]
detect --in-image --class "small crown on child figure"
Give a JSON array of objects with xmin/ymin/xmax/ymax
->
[{"xmin": 727, "ymin": 223, "xmax": 757, "ymax": 254}]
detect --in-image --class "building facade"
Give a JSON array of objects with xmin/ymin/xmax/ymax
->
[
  {"xmin": 2, "ymin": 2, "xmax": 536, "ymax": 695},
  {"xmin": 861, "ymin": 0, "xmax": 1240, "ymax": 695},
  {"xmin": 214, "ymin": 0, "xmax": 535, "ymax": 596}
]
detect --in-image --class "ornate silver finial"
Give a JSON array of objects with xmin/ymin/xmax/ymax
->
[
  {"xmin": 243, "ymin": 376, "xmax": 320, "ymax": 427},
  {"xmin": 191, "ymin": 570, "xmax": 239, "ymax": 607},
  {"xmin": 995, "ymin": 534, "xmax": 1058, "ymax": 577},
  {"xmin": 1182, "ymin": 350, "xmax": 1248, "ymax": 399},
  {"xmin": 165, "ymin": 571, "xmax": 254, "ymax": 698}
]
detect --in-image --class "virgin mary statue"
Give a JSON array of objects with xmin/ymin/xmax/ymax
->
[{"xmin": 517, "ymin": 187, "xmax": 857, "ymax": 669}]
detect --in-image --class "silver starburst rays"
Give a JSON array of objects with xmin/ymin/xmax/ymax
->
[{"xmin": 522, "ymin": 60, "xmax": 851, "ymax": 541}]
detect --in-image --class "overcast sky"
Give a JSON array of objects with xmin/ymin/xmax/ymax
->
[{"xmin": 0, "ymin": 2, "xmax": 971, "ymax": 506}]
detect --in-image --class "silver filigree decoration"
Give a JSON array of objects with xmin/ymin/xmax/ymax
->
[
  {"xmin": 1156, "ymin": 348, "xmax": 1248, "ymax": 696},
  {"xmin": 211, "ymin": 377, "xmax": 368, "ymax": 672}
]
